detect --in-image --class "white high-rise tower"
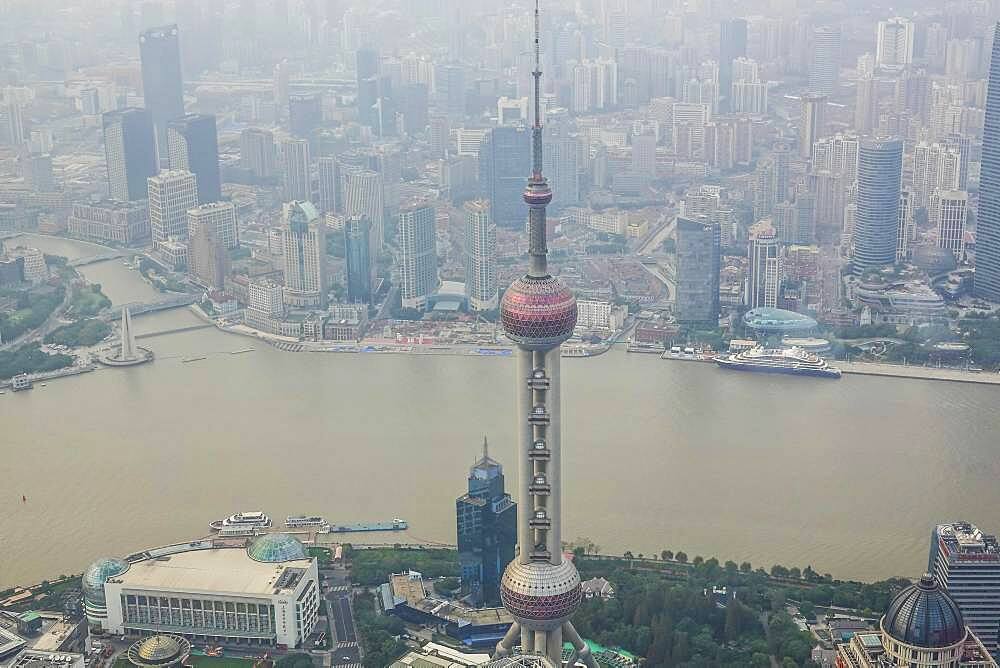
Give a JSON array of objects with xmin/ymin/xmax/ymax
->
[{"xmin": 493, "ymin": 3, "xmax": 597, "ymax": 667}]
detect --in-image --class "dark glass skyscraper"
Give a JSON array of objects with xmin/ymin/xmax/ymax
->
[
  {"xmin": 675, "ymin": 217, "xmax": 721, "ymax": 325},
  {"xmin": 479, "ymin": 127, "xmax": 530, "ymax": 229},
  {"xmin": 356, "ymin": 48, "xmax": 380, "ymax": 130},
  {"xmin": 719, "ymin": 19, "xmax": 748, "ymax": 113},
  {"xmin": 289, "ymin": 93, "xmax": 322, "ymax": 140},
  {"xmin": 853, "ymin": 137, "xmax": 903, "ymax": 275},
  {"xmin": 456, "ymin": 439, "xmax": 516, "ymax": 607},
  {"xmin": 166, "ymin": 114, "xmax": 220, "ymax": 204},
  {"xmin": 102, "ymin": 108, "xmax": 157, "ymax": 202},
  {"xmin": 976, "ymin": 23, "xmax": 1000, "ymax": 301},
  {"xmin": 139, "ymin": 25, "xmax": 184, "ymax": 160},
  {"xmin": 344, "ymin": 215, "xmax": 373, "ymax": 304}
]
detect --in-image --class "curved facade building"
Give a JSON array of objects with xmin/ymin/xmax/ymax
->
[
  {"xmin": 86, "ymin": 538, "xmax": 319, "ymax": 648},
  {"xmin": 83, "ymin": 558, "xmax": 130, "ymax": 627},
  {"xmin": 853, "ymin": 138, "xmax": 903, "ymax": 275},
  {"xmin": 743, "ymin": 307, "xmax": 818, "ymax": 337}
]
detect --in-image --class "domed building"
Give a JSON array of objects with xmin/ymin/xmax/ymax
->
[
  {"xmin": 85, "ymin": 536, "xmax": 319, "ymax": 650},
  {"xmin": 743, "ymin": 307, "xmax": 818, "ymax": 338},
  {"xmin": 247, "ymin": 533, "xmax": 307, "ymax": 562},
  {"xmin": 82, "ymin": 557, "xmax": 129, "ymax": 628},
  {"xmin": 835, "ymin": 575, "xmax": 996, "ymax": 668},
  {"xmin": 126, "ymin": 635, "xmax": 190, "ymax": 668}
]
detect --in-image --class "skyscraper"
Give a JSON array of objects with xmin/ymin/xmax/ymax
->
[
  {"xmin": 480, "ymin": 126, "xmax": 530, "ymax": 229},
  {"xmin": 103, "ymin": 108, "xmax": 157, "ymax": 202},
  {"xmin": 147, "ymin": 170, "xmax": 197, "ymax": 243},
  {"xmin": 543, "ymin": 135, "xmax": 579, "ymax": 211},
  {"xmin": 139, "ymin": 25, "xmax": 184, "ymax": 159},
  {"xmin": 356, "ymin": 47, "xmax": 380, "ymax": 130},
  {"xmin": 719, "ymin": 18, "xmax": 748, "ymax": 113},
  {"xmin": 896, "ymin": 189, "xmax": 914, "ymax": 262},
  {"xmin": 799, "ymin": 94, "xmax": 827, "ymax": 159},
  {"xmin": 932, "ymin": 190, "xmax": 969, "ymax": 260},
  {"xmin": 876, "ymin": 17, "xmax": 915, "ymax": 71},
  {"xmin": 456, "ymin": 438, "xmax": 516, "ymax": 607},
  {"xmin": 397, "ymin": 202, "xmax": 438, "ymax": 310},
  {"xmin": 494, "ymin": 4, "xmax": 596, "ymax": 665},
  {"xmin": 187, "ymin": 202, "xmax": 238, "ymax": 251},
  {"xmin": 317, "ymin": 157, "xmax": 337, "ymax": 213},
  {"xmin": 240, "ymin": 128, "xmax": 276, "ymax": 180},
  {"xmin": 166, "ymin": 114, "xmax": 221, "ymax": 204},
  {"xmin": 976, "ymin": 23, "xmax": 1000, "ymax": 301},
  {"xmin": 929, "ymin": 522, "xmax": 1000, "ymax": 660},
  {"xmin": 853, "ymin": 137, "xmax": 903, "ymax": 275},
  {"xmin": 675, "ymin": 217, "xmax": 721, "ymax": 326},
  {"xmin": 344, "ymin": 215, "xmax": 373, "ymax": 304},
  {"xmin": 464, "ymin": 200, "xmax": 497, "ymax": 312},
  {"xmin": 288, "ymin": 93, "xmax": 322, "ymax": 139},
  {"xmin": 279, "ymin": 138, "xmax": 311, "ymax": 203},
  {"xmin": 746, "ymin": 220, "xmax": 780, "ymax": 308},
  {"xmin": 343, "ymin": 169, "xmax": 385, "ymax": 252},
  {"xmin": 188, "ymin": 221, "xmax": 229, "ymax": 290},
  {"xmin": 809, "ymin": 26, "xmax": 841, "ymax": 96},
  {"xmin": 282, "ymin": 201, "xmax": 325, "ymax": 308},
  {"xmin": 855, "ymin": 75, "xmax": 878, "ymax": 133}
]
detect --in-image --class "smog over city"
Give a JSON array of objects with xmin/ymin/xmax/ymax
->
[{"xmin": 1, "ymin": 1, "xmax": 1000, "ymax": 667}]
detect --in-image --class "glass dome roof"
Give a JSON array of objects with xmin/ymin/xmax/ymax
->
[
  {"xmin": 247, "ymin": 533, "xmax": 307, "ymax": 562},
  {"xmin": 82, "ymin": 558, "xmax": 129, "ymax": 605},
  {"xmin": 882, "ymin": 574, "xmax": 966, "ymax": 648}
]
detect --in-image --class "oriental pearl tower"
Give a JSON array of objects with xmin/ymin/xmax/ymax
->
[{"xmin": 494, "ymin": 3, "xmax": 597, "ymax": 666}]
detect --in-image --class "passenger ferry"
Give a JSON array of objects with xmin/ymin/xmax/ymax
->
[
  {"xmin": 715, "ymin": 347, "xmax": 842, "ymax": 379},
  {"xmin": 285, "ymin": 515, "xmax": 329, "ymax": 529},
  {"xmin": 209, "ymin": 511, "xmax": 272, "ymax": 531}
]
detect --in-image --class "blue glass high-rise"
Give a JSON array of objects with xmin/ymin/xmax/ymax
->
[
  {"xmin": 852, "ymin": 137, "xmax": 902, "ymax": 275},
  {"xmin": 456, "ymin": 439, "xmax": 516, "ymax": 607},
  {"xmin": 479, "ymin": 127, "xmax": 530, "ymax": 229}
]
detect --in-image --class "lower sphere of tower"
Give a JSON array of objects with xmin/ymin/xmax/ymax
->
[
  {"xmin": 500, "ymin": 560, "xmax": 582, "ymax": 630},
  {"xmin": 500, "ymin": 275, "xmax": 577, "ymax": 350}
]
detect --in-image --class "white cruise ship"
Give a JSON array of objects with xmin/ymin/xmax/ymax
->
[
  {"xmin": 716, "ymin": 347, "xmax": 842, "ymax": 379},
  {"xmin": 209, "ymin": 511, "xmax": 272, "ymax": 531}
]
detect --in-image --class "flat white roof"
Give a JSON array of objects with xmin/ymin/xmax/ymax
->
[{"xmin": 115, "ymin": 548, "xmax": 312, "ymax": 597}]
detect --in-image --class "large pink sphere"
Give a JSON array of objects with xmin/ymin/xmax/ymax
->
[
  {"xmin": 500, "ymin": 275, "xmax": 577, "ymax": 350},
  {"xmin": 500, "ymin": 560, "xmax": 582, "ymax": 630}
]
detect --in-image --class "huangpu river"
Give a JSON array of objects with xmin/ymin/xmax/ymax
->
[{"xmin": 2, "ymin": 234, "xmax": 1000, "ymax": 589}]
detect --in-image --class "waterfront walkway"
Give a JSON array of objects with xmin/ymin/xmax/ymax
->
[{"xmin": 838, "ymin": 361, "xmax": 1000, "ymax": 385}]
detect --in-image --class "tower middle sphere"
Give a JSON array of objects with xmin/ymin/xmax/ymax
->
[
  {"xmin": 500, "ymin": 275, "xmax": 577, "ymax": 350},
  {"xmin": 499, "ymin": 560, "xmax": 583, "ymax": 631}
]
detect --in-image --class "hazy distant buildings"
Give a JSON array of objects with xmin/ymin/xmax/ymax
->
[
  {"xmin": 166, "ymin": 114, "xmax": 221, "ymax": 204},
  {"xmin": 463, "ymin": 200, "xmax": 497, "ymax": 312},
  {"xmin": 479, "ymin": 127, "xmax": 529, "ymax": 229},
  {"xmin": 279, "ymin": 138, "xmax": 311, "ymax": 203},
  {"xmin": 139, "ymin": 25, "xmax": 184, "ymax": 159},
  {"xmin": 317, "ymin": 157, "xmax": 337, "ymax": 213},
  {"xmin": 675, "ymin": 217, "xmax": 721, "ymax": 325},
  {"xmin": 897, "ymin": 189, "xmax": 915, "ymax": 262},
  {"xmin": 289, "ymin": 93, "xmax": 322, "ymax": 140},
  {"xmin": 147, "ymin": 170, "xmax": 197, "ymax": 244},
  {"xmin": 281, "ymin": 201, "xmax": 325, "ymax": 308},
  {"xmin": 543, "ymin": 135, "xmax": 580, "ymax": 211},
  {"xmin": 808, "ymin": 26, "xmax": 841, "ymax": 96},
  {"xmin": 853, "ymin": 138, "xmax": 903, "ymax": 274},
  {"xmin": 397, "ymin": 202, "xmax": 438, "ymax": 310},
  {"xmin": 240, "ymin": 128, "xmax": 276, "ymax": 180},
  {"xmin": 344, "ymin": 215, "xmax": 373, "ymax": 304},
  {"xmin": 103, "ymin": 108, "xmax": 157, "ymax": 202},
  {"xmin": 719, "ymin": 19, "xmax": 748, "ymax": 113},
  {"xmin": 456, "ymin": 439, "xmax": 516, "ymax": 608},
  {"xmin": 342, "ymin": 169, "xmax": 385, "ymax": 251}
]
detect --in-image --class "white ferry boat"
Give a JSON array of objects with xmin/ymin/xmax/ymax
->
[
  {"xmin": 209, "ymin": 511, "xmax": 272, "ymax": 531},
  {"xmin": 716, "ymin": 347, "xmax": 842, "ymax": 379},
  {"xmin": 285, "ymin": 515, "xmax": 329, "ymax": 528}
]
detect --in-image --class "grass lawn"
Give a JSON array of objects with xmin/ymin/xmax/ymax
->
[
  {"xmin": 188, "ymin": 656, "xmax": 254, "ymax": 668},
  {"xmin": 307, "ymin": 547, "xmax": 331, "ymax": 565}
]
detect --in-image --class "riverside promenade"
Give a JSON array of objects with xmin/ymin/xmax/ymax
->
[{"xmin": 838, "ymin": 361, "xmax": 1000, "ymax": 385}]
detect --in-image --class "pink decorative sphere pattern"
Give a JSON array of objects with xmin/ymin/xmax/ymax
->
[
  {"xmin": 500, "ymin": 561, "xmax": 582, "ymax": 630},
  {"xmin": 500, "ymin": 276, "xmax": 577, "ymax": 349}
]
